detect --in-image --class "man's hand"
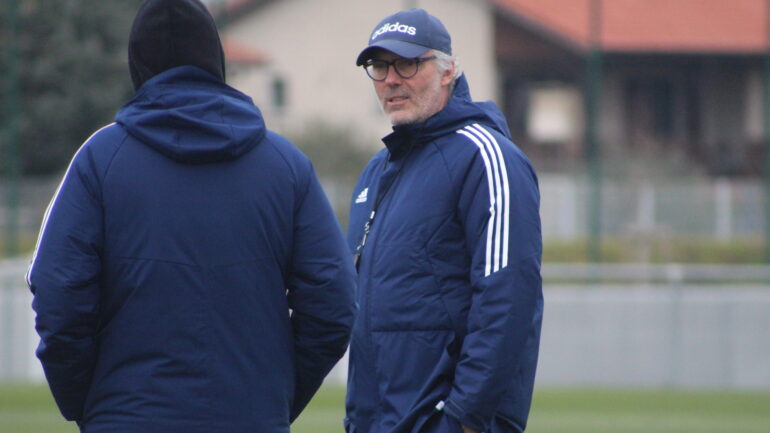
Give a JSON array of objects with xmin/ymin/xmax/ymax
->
[{"xmin": 461, "ymin": 424, "xmax": 479, "ymax": 433}]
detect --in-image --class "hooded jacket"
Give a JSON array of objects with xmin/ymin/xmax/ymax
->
[
  {"xmin": 27, "ymin": 7, "xmax": 355, "ymax": 430},
  {"xmin": 346, "ymin": 75, "xmax": 543, "ymax": 433},
  {"xmin": 128, "ymin": 0, "xmax": 226, "ymax": 90}
]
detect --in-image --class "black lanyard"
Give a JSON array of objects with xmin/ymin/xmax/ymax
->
[{"xmin": 353, "ymin": 146, "xmax": 414, "ymax": 270}]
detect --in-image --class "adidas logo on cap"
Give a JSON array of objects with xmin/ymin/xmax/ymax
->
[{"xmin": 371, "ymin": 22, "xmax": 417, "ymax": 40}]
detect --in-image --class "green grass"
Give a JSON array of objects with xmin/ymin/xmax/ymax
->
[
  {"xmin": 293, "ymin": 384, "xmax": 347, "ymax": 433},
  {"xmin": 0, "ymin": 383, "xmax": 78, "ymax": 433},
  {"xmin": 527, "ymin": 388, "xmax": 770, "ymax": 433},
  {"xmin": 2, "ymin": 384, "xmax": 769, "ymax": 433}
]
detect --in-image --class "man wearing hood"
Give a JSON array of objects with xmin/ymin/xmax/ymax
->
[
  {"xmin": 27, "ymin": 0, "xmax": 355, "ymax": 431},
  {"xmin": 346, "ymin": 9, "xmax": 543, "ymax": 433}
]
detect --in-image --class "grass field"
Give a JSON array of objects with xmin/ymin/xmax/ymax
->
[{"xmin": 1, "ymin": 383, "xmax": 769, "ymax": 433}]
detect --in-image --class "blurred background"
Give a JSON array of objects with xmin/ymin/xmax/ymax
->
[{"xmin": 1, "ymin": 0, "xmax": 770, "ymax": 432}]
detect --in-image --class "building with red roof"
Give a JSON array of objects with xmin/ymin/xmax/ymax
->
[
  {"xmin": 493, "ymin": 0, "xmax": 768, "ymax": 175},
  {"xmin": 206, "ymin": 0, "xmax": 768, "ymax": 175}
]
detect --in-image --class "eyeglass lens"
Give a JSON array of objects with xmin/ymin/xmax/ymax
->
[{"xmin": 365, "ymin": 58, "xmax": 419, "ymax": 81}]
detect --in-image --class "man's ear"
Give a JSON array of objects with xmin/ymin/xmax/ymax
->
[{"xmin": 440, "ymin": 62, "xmax": 455, "ymax": 87}]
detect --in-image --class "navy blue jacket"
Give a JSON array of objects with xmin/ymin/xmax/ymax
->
[
  {"xmin": 346, "ymin": 76, "xmax": 543, "ymax": 433},
  {"xmin": 27, "ymin": 66, "xmax": 355, "ymax": 433}
]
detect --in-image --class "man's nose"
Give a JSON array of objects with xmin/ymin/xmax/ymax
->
[{"xmin": 383, "ymin": 64, "xmax": 402, "ymax": 85}]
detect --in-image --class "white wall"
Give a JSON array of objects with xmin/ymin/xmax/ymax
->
[
  {"xmin": 7, "ymin": 258, "xmax": 770, "ymax": 390},
  {"xmin": 0, "ymin": 259, "xmax": 44, "ymax": 382},
  {"xmin": 223, "ymin": 0, "xmax": 497, "ymax": 146},
  {"xmin": 539, "ymin": 283, "xmax": 770, "ymax": 389}
]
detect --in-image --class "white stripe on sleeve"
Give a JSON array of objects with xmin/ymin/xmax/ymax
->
[
  {"xmin": 456, "ymin": 124, "xmax": 511, "ymax": 276},
  {"xmin": 25, "ymin": 123, "xmax": 115, "ymax": 288},
  {"xmin": 469, "ymin": 124, "xmax": 511, "ymax": 268},
  {"xmin": 465, "ymin": 125, "xmax": 504, "ymax": 272},
  {"xmin": 457, "ymin": 128, "xmax": 498, "ymax": 277}
]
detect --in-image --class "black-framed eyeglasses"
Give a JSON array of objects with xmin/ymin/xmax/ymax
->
[{"xmin": 362, "ymin": 56, "xmax": 437, "ymax": 81}]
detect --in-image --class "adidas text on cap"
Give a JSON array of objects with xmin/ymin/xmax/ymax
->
[{"xmin": 356, "ymin": 8, "xmax": 452, "ymax": 66}]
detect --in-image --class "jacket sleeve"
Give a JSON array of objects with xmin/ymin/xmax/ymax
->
[
  {"xmin": 27, "ymin": 143, "xmax": 104, "ymax": 421},
  {"xmin": 286, "ymin": 162, "xmax": 356, "ymax": 422},
  {"xmin": 444, "ymin": 130, "xmax": 543, "ymax": 432}
]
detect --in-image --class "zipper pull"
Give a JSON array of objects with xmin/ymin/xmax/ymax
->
[
  {"xmin": 361, "ymin": 211, "xmax": 375, "ymax": 247},
  {"xmin": 353, "ymin": 210, "xmax": 376, "ymax": 270}
]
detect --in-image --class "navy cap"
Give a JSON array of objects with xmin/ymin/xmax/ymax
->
[{"xmin": 356, "ymin": 9, "xmax": 452, "ymax": 66}]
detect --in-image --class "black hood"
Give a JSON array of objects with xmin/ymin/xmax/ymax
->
[{"xmin": 128, "ymin": 0, "xmax": 225, "ymax": 91}]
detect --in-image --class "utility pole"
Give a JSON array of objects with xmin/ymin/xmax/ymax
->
[
  {"xmin": 764, "ymin": 0, "xmax": 770, "ymax": 262},
  {"xmin": 586, "ymin": 0, "xmax": 603, "ymax": 262},
  {"xmin": 3, "ymin": 0, "xmax": 22, "ymax": 257}
]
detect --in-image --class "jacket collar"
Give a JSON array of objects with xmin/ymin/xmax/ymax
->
[{"xmin": 381, "ymin": 74, "xmax": 511, "ymax": 159}]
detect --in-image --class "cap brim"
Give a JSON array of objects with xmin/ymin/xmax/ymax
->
[{"xmin": 355, "ymin": 40, "xmax": 432, "ymax": 65}]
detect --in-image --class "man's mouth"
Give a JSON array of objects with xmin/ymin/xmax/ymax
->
[{"xmin": 386, "ymin": 95, "xmax": 409, "ymax": 107}]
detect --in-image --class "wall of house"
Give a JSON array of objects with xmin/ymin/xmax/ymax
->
[
  {"xmin": 594, "ymin": 57, "xmax": 765, "ymax": 177},
  {"xmin": 599, "ymin": 72, "xmax": 623, "ymax": 156},
  {"xmin": 222, "ymin": 0, "xmax": 498, "ymax": 147},
  {"xmin": 745, "ymin": 69, "xmax": 765, "ymax": 144},
  {"xmin": 699, "ymin": 63, "xmax": 750, "ymax": 174}
]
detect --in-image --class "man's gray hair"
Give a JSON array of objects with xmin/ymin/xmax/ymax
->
[{"xmin": 433, "ymin": 50, "xmax": 462, "ymax": 88}]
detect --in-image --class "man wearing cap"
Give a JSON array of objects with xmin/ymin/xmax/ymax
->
[
  {"xmin": 346, "ymin": 8, "xmax": 543, "ymax": 433},
  {"xmin": 28, "ymin": 0, "xmax": 355, "ymax": 431}
]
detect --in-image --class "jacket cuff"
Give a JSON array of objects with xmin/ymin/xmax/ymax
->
[{"xmin": 442, "ymin": 399, "xmax": 489, "ymax": 433}]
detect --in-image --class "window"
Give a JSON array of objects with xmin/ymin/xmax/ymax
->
[
  {"xmin": 526, "ymin": 83, "xmax": 583, "ymax": 143},
  {"xmin": 271, "ymin": 77, "xmax": 286, "ymax": 111}
]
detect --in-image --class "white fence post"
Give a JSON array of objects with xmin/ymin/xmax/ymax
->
[
  {"xmin": 715, "ymin": 178, "xmax": 733, "ymax": 241},
  {"xmin": 637, "ymin": 182, "xmax": 656, "ymax": 232}
]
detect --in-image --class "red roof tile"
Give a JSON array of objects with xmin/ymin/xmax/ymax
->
[
  {"xmin": 494, "ymin": 0, "xmax": 769, "ymax": 53},
  {"xmin": 222, "ymin": 37, "xmax": 269, "ymax": 65}
]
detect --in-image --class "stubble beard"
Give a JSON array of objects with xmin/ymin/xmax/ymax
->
[{"xmin": 381, "ymin": 80, "xmax": 445, "ymax": 126}]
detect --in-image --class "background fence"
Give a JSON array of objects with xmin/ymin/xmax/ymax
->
[
  {"xmin": 539, "ymin": 176, "xmax": 765, "ymax": 240},
  {"xmin": 2, "ymin": 175, "xmax": 768, "ymax": 255}
]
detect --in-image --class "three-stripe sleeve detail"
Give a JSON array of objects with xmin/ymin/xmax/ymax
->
[
  {"xmin": 25, "ymin": 123, "xmax": 115, "ymax": 288},
  {"xmin": 456, "ymin": 123, "xmax": 511, "ymax": 276}
]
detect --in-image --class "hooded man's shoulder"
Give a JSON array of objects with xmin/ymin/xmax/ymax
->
[
  {"xmin": 55, "ymin": 123, "xmax": 130, "ymax": 195},
  {"xmin": 79, "ymin": 123, "xmax": 130, "ymax": 165},
  {"xmin": 260, "ymin": 130, "xmax": 305, "ymax": 161},
  {"xmin": 257, "ymin": 130, "xmax": 319, "ymax": 179}
]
